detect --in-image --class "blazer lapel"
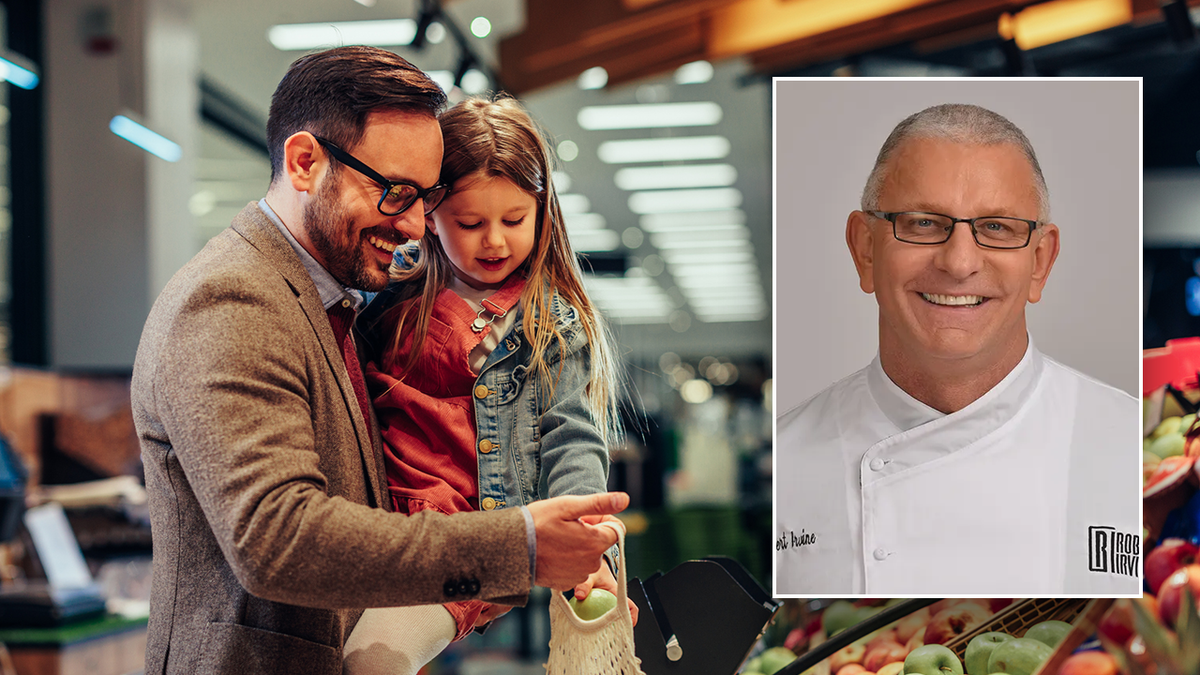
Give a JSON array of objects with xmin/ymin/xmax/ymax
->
[{"xmin": 230, "ymin": 202, "xmax": 384, "ymax": 507}]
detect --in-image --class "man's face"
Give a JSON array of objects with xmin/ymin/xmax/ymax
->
[
  {"xmin": 847, "ymin": 136, "xmax": 1059, "ymax": 372},
  {"xmin": 304, "ymin": 109, "xmax": 442, "ymax": 292}
]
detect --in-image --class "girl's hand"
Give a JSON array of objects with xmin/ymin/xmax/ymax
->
[{"xmin": 573, "ymin": 563, "xmax": 639, "ymax": 626}]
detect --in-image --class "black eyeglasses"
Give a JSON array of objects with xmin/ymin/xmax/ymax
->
[
  {"xmin": 868, "ymin": 211, "xmax": 1040, "ymax": 250},
  {"xmin": 314, "ymin": 136, "xmax": 449, "ymax": 216}
]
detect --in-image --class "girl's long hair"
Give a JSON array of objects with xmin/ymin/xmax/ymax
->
[{"xmin": 381, "ymin": 94, "xmax": 622, "ymax": 446}]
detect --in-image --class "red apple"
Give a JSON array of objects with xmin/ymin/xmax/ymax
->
[
  {"xmin": 1158, "ymin": 564, "xmax": 1200, "ymax": 627},
  {"xmin": 866, "ymin": 630, "xmax": 899, "ymax": 651},
  {"xmin": 1057, "ymin": 651, "xmax": 1119, "ymax": 675},
  {"xmin": 927, "ymin": 598, "xmax": 989, "ymax": 617},
  {"xmin": 830, "ymin": 643, "xmax": 866, "ymax": 673},
  {"xmin": 1097, "ymin": 599, "xmax": 1135, "ymax": 645},
  {"xmin": 1146, "ymin": 539, "xmax": 1200, "ymax": 595},
  {"xmin": 923, "ymin": 604, "xmax": 991, "ymax": 645},
  {"xmin": 905, "ymin": 627, "xmax": 926, "ymax": 654},
  {"xmin": 895, "ymin": 608, "xmax": 930, "ymax": 643},
  {"xmin": 863, "ymin": 640, "xmax": 908, "ymax": 672},
  {"xmin": 784, "ymin": 627, "xmax": 808, "ymax": 652},
  {"xmin": 988, "ymin": 598, "xmax": 1014, "ymax": 613}
]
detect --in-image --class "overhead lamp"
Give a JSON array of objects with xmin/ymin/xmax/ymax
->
[
  {"xmin": 558, "ymin": 193, "xmax": 591, "ymax": 214},
  {"xmin": 598, "ymin": 136, "xmax": 730, "ymax": 164},
  {"xmin": 628, "ymin": 187, "xmax": 742, "ymax": 214},
  {"xmin": 1006, "ymin": 0, "xmax": 1130, "ymax": 50},
  {"xmin": 0, "ymin": 51, "xmax": 38, "ymax": 90},
  {"xmin": 615, "ymin": 164, "xmax": 736, "ymax": 190},
  {"xmin": 564, "ymin": 212, "xmax": 606, "ymax": 231},
  {"xmin": 660, "ymin": 249, "xmax": 754, "ymax": 265},
  {"xmin": 650, "ymin": 236, "xmax": 751, "ymax": 251},
  {"xmin": 267, "ymin": 19, "xmax": 417, "ymax": 50},
  {"xmin": 674, "ymin": 60, "xmax": 714, "ymax": 85},
  {"xmin": 578, "ymin": 67, "xmax": 608, "ymax": 91},
  {"xmin": 568, "ymin": 229, "xmax": 620, "ymax": 252},
  {"xmin": 577, "ymin": 102, "xmax": 722, "ymax": 130},
  {"xmin": 110, "ymin": 114, "xmax": 181, "ymax": 162},
  {"xmin": 641, "ymin": 209, "xmax": 745, "ymax": 231},
  {"xmin": 470, "ymin": 16, "xmax": 492, "ymax": 38}
]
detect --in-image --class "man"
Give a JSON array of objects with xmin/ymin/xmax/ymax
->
[
  {"xmin": 132, "ymin": 46, "xmax": 626, "ymax": 674},
  {"xmin": 775, "ymin": 103, "xmax": 1139, "ymax": 595}
]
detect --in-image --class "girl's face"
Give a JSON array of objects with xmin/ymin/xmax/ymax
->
[{"xmin": 428, "ymin": 173, "xmax": 538, "ymax": 291}]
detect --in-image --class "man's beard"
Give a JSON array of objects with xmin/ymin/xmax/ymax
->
[{"xmin": 302, "ymin": 175, "xmax": 392, "ymax": 292}]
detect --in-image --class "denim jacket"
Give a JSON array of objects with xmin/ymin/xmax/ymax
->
[{"xmin": 358, "ymin": 272, "xmax": 610, "ymax": 514}]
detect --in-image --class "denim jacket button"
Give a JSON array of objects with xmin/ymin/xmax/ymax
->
[
  {"xmin": 481, "ymin": 497, "xmax": 496, "ymax": 510},
  {"xmin": 473, "ymin": 384, "xmax": 490, "ymax": 399},
  {"xmin": 478, "ymin": 439, "xmax": 495, "ymax": 453}
]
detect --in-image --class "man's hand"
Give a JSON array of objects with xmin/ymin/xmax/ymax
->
[
  {"xmin": 574, "ymin": 561, "xmax": 639, "ymax": 626},
  {"xmin": 527, "ymin": 492, "xmax": 629, "ymax": 591}
]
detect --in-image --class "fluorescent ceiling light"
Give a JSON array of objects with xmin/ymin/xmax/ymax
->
[
  {"xmin": 685, "ymin": 290, "xmax": 765, "ymax": 303},
  {"xmin": 0, "ymin": 54, "xmax": 38, "ymax": 90},
  {"xmin": 569, "ymin": 229, "xmax": 620, "ymax": 252},
  {"xmin": 558, "ymin": 193, "xmax": 591, "ymax": 214},
  {"xmin": 661, "ymin": 250, "xmax": 754, "ymax": 265},
  {"xmin": 426, "ymin": 70, "xmax": 455, "ymax": 92},
  {"xmin": 615, "ymin": 164, "xmax": 736, "ymax": 190},
  {"xmin": 578, "ymin": 67, "xmax": 608, "ymax": 90},
  {"xmin": 552, "ymin": 171, "xmax": 572, "ymax": 192},
  {"xmin": 598, "ymin": 136, "xmax": 730, "ymax": 164},
  {"xmin": 652, "ymin": 238, "xmax": 752, "ymax": 252},
  {"xmin": 267, "ymin": 20, "xmax": 416, "ymax": 50},
  {"xmin": 650, "ymin": 227, "xmax": 748, "ymax": 247},
  {"xmin": 668, "ymin": 263, "xmax": 758, "ymax": 278},
  {"xmin": 628, "ymin": 188, "xmax": 742, "ymax": 214},
  {"xmin": 673, "ymin": 276, "xmax": 760, "ymax": 289},
  {"xmin": 675, "ymin": 60, "xmax": 714, "ymax": 85},
  {"xmin": 641, "ymin": 209, "xmax": 745, "ymax": 231},
  {"xmin": 564, "ymin": 212, "xmax": 606, "ymax": 231},
  {"xmin": 110, "ymin": 115, "xmax": 181, "ymax": 162},
  {"xmin": 692, "ymin": 310, "xmax": 767, "ymax": 323},
  {"xmin": 578, "ymin": 102, "xmax": 722, "ymax": 130}
]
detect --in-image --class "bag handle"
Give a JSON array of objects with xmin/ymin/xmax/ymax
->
[{"xmin": 548, "ymin": 517, "xmax": 629, "ymax": 630}]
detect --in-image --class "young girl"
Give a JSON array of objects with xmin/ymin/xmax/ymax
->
[{"xmin": 344, "ymin": 96, "xmax": 627, "ymax": 673}]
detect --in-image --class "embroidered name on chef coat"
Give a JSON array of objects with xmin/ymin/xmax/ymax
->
[
  {"xmin": 1087, "ymin": 525, "xmax": 1140, "ymax": 577},
  {"xmin": 776, "ymin": 529, "xmax": 818, "ymax": 552}
]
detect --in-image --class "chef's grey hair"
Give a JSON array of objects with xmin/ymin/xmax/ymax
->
[{"xmin": 860, "ymin": 103, "xmax": 1050, "ymax": 222}]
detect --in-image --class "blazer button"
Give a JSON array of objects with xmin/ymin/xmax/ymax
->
[
  {"xmin": 467, "ymin": 578, "xmax": 481, "ymax": 594},
  {"xmin": 458, "ymin": 579, "xmax": 473, "ymax": 596},
  {"xmin": 481, "ymin": 497, "xmax": 497, "ymax": 510},
  {"xmin": 478, "ymin": 439, "xmax": 495, "ymax": 453},
  {"xmin": 474, "ymin": 384, "xmax": 490, "ymax": 399},
  {"xmin": 443, "ymin": 580, "xmax": 458, "ymax": 597}
]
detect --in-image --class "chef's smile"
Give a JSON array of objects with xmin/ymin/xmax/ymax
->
[{"xmin": 919, "ymin": 292, "xmax": 987, "ymax": 307}]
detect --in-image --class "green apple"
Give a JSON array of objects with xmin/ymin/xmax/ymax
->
[
  {"xmin": 568, "ymin": 588, "xmax": 617, "ymax": 621},
  {"xmin": 824, "ymin": 600, "xmax": 862, "ymax": 636},
  {"xmin": 1154, "ymin": 416, "xmax": 1183, "ymax": 438},
  {"xmin": 987, "ymin": 638, "xmax": 1053, "ymax": 675},
  {"xmin": 904, "ymin": 644, "xmax": 963, "ymax": 675},
  {"xmin": 1150, "ymin": 432, "xmax": 1186, "ymax": 459},
  {"xmin": 1023, "ymin": 620, "xmax": 1072, "ymax": 648},
  {"xmin": 965, "ymin": 632, "xmax": 1012, "ymax": 675},
  {"xmin": 1182, "ymin": 413, "xmax": 1197, "ymax": 431},
  {"xmin": 758, "ymin": 647, "xmax": 798, "ymax": 675}
]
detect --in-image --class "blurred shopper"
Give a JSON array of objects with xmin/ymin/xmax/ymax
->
[
  {"xmin": 343, "ymin": 95, "xmax": 635, "ymax": 674},
  {"xmin": 131, "ymin": 46, "xmax": 626, "ymax": 675},
  {"xmin": 775, "ymin": 103, "xmax": 1139, "ymax": 595}
]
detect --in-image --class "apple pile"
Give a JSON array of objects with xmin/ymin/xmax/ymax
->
[{"xmin": 1144, "ymin": 415, "xmax": 1200, "ymax": 495}]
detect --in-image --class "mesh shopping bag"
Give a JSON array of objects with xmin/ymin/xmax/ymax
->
[{"xmin": 545, "ymin": 520, "xmax": 645, "ymax": 675}]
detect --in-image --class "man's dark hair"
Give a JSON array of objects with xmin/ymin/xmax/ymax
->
[{"xmin": 266, "ymin": 45, "xmax": 447, "ymax": 183}]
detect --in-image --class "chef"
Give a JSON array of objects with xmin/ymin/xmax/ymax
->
[{"xmin": 775, "ymin": 103, "xmax": 1140, "ymax": 596}]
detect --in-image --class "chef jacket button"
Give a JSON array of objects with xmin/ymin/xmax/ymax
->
[
  {"xmin": 869, "ymin": 458, "xmax": 885, "ymax": 471},
  {"xmin": 443, "ymin": 580, "xmax": 458, "ymax": 597},
  {"xmin": 474, "ymin": 384, "xmax": 490, "ymax": 399},
  {"xmin": 873, "ymin": 548, "xmax": 887, "ymax": 561},
  {"xmin": 479, "ymin": 439, "xmax": 495, "ymax": 453},
  {"xmin": 481, "ymin": 497, "xmax": 497, "ymax": 510}
]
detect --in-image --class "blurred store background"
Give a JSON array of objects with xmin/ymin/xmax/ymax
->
[{"xmin": 0, "ymin": 0, "xmax": 1176, "ymax": 673}]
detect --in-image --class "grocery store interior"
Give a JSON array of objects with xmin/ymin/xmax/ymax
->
[{"xmin": 0, "ymin": 0, "xmax": 1186, "ymax": 674}]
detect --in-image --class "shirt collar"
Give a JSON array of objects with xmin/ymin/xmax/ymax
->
[
  {"xmin": 259, "ymin": 198, "xmax": 363, "ymax": 312},
  {"xmin": 867, "ymin": 335, "xmax": 1044, "ymax": 434}
]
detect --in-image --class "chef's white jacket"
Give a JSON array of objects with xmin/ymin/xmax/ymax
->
[{"xmin": 775, "ymin": 342, "xmax": 1140, "ymax": 596}]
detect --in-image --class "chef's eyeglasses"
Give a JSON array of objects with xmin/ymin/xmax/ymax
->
[
  {"xmin": 868, "ymin": 211, "xmax": 1040, "ymax": 250},
  {"xmin": 314, "ymin": 136, "xmax": 449, "ymax": 216}
]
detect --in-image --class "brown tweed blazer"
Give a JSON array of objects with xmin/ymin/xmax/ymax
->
[{"xmin": 132, "ymin": 203, "xmax": 530, "ymax": 674}]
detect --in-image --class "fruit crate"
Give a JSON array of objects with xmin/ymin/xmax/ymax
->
[{"xmin": 943, "ymin": 598, "xmax": 1092, "ymax": 662}]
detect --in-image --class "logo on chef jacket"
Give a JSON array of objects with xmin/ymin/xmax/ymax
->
[
  {"xmin": 776, "ymin": 529, "xmax": 818, "ymax": 552},
  {"xmin": 1087, "ymin": 525, "xmax": 1139, "ymax": 577}
]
